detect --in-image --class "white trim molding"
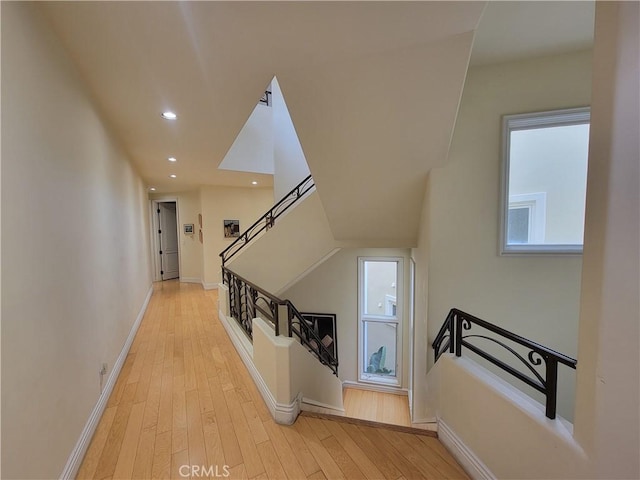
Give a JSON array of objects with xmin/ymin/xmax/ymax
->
[
  {"xmin": 60, "ymin": 285, "xmax": 154, "ymax": 480},
  {"xmin": 180, "ymin": 277, "xmax": 202, "ymax": 284},
  {"xmin": 300, "ymin": 396, "xmax": 346, "ymax": 416},
  {"xmin": 202, "ymin": 281, "xmax": 219, "ymax": 290},
  {"xmin": 342, "ymin": 380, "xmax": 408, "ymax": 396},
  {"xmin": 438, "ymin": 419, "xmax": 496, "ymax": 480}
]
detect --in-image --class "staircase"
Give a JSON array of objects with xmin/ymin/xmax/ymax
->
[{"xmin": 217, "ymin": 176, "xmax": 344, "ymax": 423}]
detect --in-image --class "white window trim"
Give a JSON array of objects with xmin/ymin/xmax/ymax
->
[
  {"xmin": 508, "ymin": 192, "xmax": 547, "ymax": 244},
  {"xmin": 500, "ymin": 107, "xmax": 590, "ymax": 255},
  {"xmin": 358, "ymin": 257, "xmax": 403, "ymax": 387}
]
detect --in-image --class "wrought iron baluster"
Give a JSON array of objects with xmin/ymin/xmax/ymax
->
[{"xmin": 432, "ymin": 307, "xmax": 576, "ymax": 420}]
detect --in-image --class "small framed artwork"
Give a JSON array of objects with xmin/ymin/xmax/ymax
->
[
  {"xmin": 224, "ymin": 219, "xmax": 240, "ymax": 238},
  {"xmin": 184, "ymin": 224, "xmax": 194, "ymax": 235}
]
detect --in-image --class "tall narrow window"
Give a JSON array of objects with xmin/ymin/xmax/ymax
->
[
  {"xmin": 501, "ymin": 107, "xmax": 590, "ymax": 254},
  {"xmin": 358, "ymin": 258, "xmax": 403, "ymax": 386}
]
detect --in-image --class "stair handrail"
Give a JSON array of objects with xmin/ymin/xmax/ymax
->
[
  {"xmin": 222, "ymin": 265, "xmax": 338, "ymax": 375},
  {"xmin": 432, "ymin": 308, "xmax": 577, "ymax": 419},
  {"xmin": 220, "ymin": 174, "xmax": 315, "ymax": 266}
]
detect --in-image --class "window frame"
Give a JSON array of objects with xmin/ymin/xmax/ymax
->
[
  {"xmin": 357, "ymin": 257, "xmax": 403, "ymax": 387},
  {"xmin": 500, "ymin": 107, "xmax": 590, "ymax": 255}
]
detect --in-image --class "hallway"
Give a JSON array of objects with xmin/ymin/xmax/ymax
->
[{"xmin": 78, "ymin": 280, "xmax": 467, "ymax": 479}]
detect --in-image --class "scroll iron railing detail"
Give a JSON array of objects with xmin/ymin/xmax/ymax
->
[
  {"xmin": 220, "ymin": 175, "xmax": 315, "ymax": 266},
  {"xmin": 432, "ymin": 308, "xmax": 577, "ymax": 419},
  {"xmin": 222, "ymin": 266, "xmax": 338, "ymax": 376}
]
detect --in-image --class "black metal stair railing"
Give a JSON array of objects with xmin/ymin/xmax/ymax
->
[
  {"xmin": 433, "ymin": 308, "xmax": 577, "ymax": 419},
  {"xmin": 220, "ymin": 175, "xmax": 315, "ymax": 266},
  {"xmin": 222, "ymin": 266, "xmax": 339, "ymax": 375}
]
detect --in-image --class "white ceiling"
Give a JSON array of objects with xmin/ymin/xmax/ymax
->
[
  {"xmin": 471, "ymin": 1, "xmax": 594, "ymax": 66},
  {"xmin": 40, "ymin": 1, "xmax": 594, "ymax": 245}
]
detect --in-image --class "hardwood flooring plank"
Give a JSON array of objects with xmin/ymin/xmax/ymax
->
[
  {"xmin": 112, "ymin": 401, "xmax": 145, "ymax": 480},
  {"xmin": 93, "ymin": 383, "xmax": 137, "ymax": 479},
  {"xmin": 186, "ymin": 389, "xmax": 208, "ymax": 469},
  {"xmin": 241, "ymin": 401, "xmax": 269, "ymax": 445},
  {"xmin": 203, "ymin": 418, "xmax": 227, "ymax": 471},
  {"xmin": 321, "ymin": 419, "xmax": 385, "ymax": 480},
  {"xmin": 218, "ymin": 419, "xmax": 244, "ymax": 469},
  {"xmin": 256, "ymin": 440, "xmax": 287, "ymax": 480},
  {"xmin": 132, "ymin": 426, "xmax": 156, "ymax": 480},
  {"xmin": 170, "ymin": 449, "xmax": 189, "ymax": 480},
  {"xmin": 151, "ymin": 430, "xmax": 172, "ymax": 480},
  {"xmin": 262, "ymin": 420, "xmax": 307, "ymax": 480},
  {"xmin": 224, "ymin": 388, "xmax": 265, "ymax": 478},
  {"xmin": 355, "ymin": 425, "xmax": 424, "ymax": 480},
  {"xmin": 340, "ymin": 422, "xmax": 402, "ymax": 480},
  {"xmin": 384, "ymin": 430, "xmax": 444, "ymax": 479},
  {"xmin": 418, "ymin": 435, "xmax": 469, "ymax": 478},
  {"xmin": 321, "ymin": 434, "xmax": 366, "ymax": 479},
  {"xmin": 293, "ymin": 417, "xmax": 344, "ymax": 480},
  {"xmin": 280, "ymin": 424, "xmax": 322, "ymax": 478},
  {"xmin": 76, "ymin": 406, "xmax": 117, "ymax": 480}
]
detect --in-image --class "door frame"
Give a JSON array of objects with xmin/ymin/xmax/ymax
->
[
  {"xmin": 149, "ymin": 197, "xmax": 182, "ymax": 282},
  {"xmin": 408, "ymin": 258, "xmax": 416, "ymax": 420}
]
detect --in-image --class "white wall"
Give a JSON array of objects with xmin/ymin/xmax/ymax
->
[
  {"xmin": 272, "ymin": 77, "xmax": 311, "ymax": 201},
  {"xmin": 412, "ymin": 50, "xmax": 593, "ymax": 422},
  {"xmin": 200, "ymin": 185, "xmax": 274, "ymax": 287},
  {"xmin": 283, "ymin": 248, "xmax": 411, "ymax": 388},
  {"xmin": 1, "ymin": 3, "xmax": 153, "ymax": 478},
  {"xmin": 228, "ymin": 191, "xmax": 337, "ymax": 296},
  {"xmin": 218, "ymin": 101, "xmax": 275, "ymax": 175},
  {"xmin": 573, "ymin": 3, "xmax": 639, "ymax": 477}
]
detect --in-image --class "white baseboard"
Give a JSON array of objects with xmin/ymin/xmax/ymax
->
[
  {"xmin": 180, "ymin": 277, "xmax": 202, "ymax": 284},
  {"xmin": 300, "ymin": 397, "xmax": 346, "ymax": 416},
  {"xmin": 438, "ymin": 419, "xmax": 495, "ymax": 480},
  {"xmin": 342, "ymin": 380, "xmax": 408, "ymax": 396},
  {"xmin": 218, "ymin": 309, "xmax": 299, "ymax": 425},
  {"xmin": 60, "ymin": 285, "xmax": 154, "ymax": 480},
  {"xmin": 202, "ymin": 281, "xmax": 219, "ymax": 290}
]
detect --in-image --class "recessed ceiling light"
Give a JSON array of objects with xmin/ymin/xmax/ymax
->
[
  {"xmin": 168, "ymin": 157, "xmax": 177, "ymax": 162},
  {"xmin": 252, "ymin": 181, "xmax": 258, "ymax": 185},
  {"xmin": 161, "ymin": 111, "xmax": 177, "ymax": 120},
  {"xmin": 149, "ymin": 187, "xmax": 156, "ymax": 191},
  {"xmin": 169, "ymin": 174, "xmax": 177, "ymax": 178}
]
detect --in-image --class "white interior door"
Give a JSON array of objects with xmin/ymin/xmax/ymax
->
[{"xmin": 159, "ymin": 202, "xmax": 179, "ymax": 280}]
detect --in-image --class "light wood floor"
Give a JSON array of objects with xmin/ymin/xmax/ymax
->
[
  {"xmin": 343, "ymin": 388, "xmax": 412, "ymax": 427},
  {"xmin": 78, "ymin": 280, "xmax": 468, "ymax": 479}
]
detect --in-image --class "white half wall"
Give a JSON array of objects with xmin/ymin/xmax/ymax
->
[
  {"xmin": 218, "ymin": 285, "xmax": 343, "ymax": 425},
  {"xmin": 427, "ymin": 355, "xmax": 588, "ymax": 479},
  {"xmin": 1, "ymin": 3, "xmax": 153, "ymax": 478}
]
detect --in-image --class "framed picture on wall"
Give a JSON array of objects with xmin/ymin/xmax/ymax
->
[
  {"xmin": 223, "ymin": 219, "xmax": 240, "ymax": 238},
  {"xmin": 184, "ymin": 224, "xmax": 194, "ymax": 234}
]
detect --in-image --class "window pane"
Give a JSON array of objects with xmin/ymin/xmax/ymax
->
[
  {"xmin": 508, "ymin": 122, "xmax": 589, "ymax": 246},
  {"xmin": 363, "ymin": 261, "xmax": 397, "ymax": 317},
  {"xmin": 508, "ymin": 207, "xmax": 530, "ymax": 244},
  {"xmin": 363, "ymin": 321, "xmax": 396, "ymax": 376}
]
